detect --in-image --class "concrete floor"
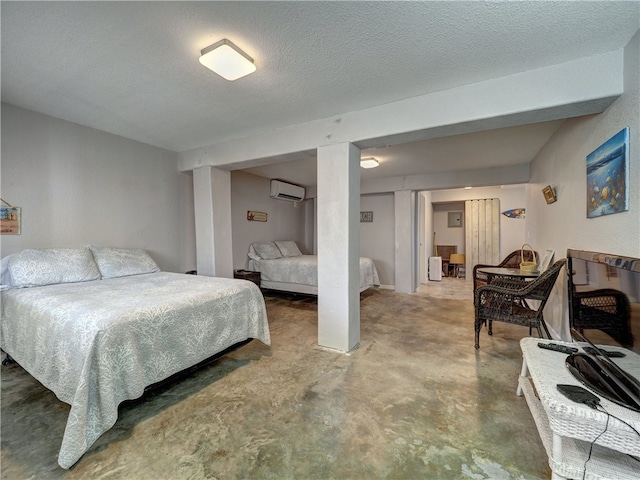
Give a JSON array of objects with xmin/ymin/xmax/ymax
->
[{"xmin": 1, "ymin": 278, "xmax": 550, "ymax": 479}]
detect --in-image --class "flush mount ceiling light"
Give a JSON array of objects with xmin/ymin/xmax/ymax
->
[
  {"xmin": 199, "ymin": 39, "xmax": 256, "ymax": 81},
  {"xmin": 360, "ymin": 157, "xmax": 379, "ymax": 169}
]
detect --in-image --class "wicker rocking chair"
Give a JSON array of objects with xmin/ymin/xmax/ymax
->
[
  {"xmin": 473, "ymin": 249, "xmax": 538, "ymax": 297},
  {"xmin": 474, "ymin": 259, "xmax": 566, "ymax": 349}
]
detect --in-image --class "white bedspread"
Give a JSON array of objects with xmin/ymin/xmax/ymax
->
[
  {"xmin": 247, "ymin": 255, "xmax": 380, "ymax": 291},
  {"xmin": 1, "ymin": 272, "xmax": 270, "ymax": 468}
]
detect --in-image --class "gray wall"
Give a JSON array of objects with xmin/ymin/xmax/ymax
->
[
  {"xmin": 230, "ymin": 170, "xmax": 306, "ymax": 270},
  {"xmin": 360, "ymin": 193, "xmax": 395, "ymax": 287},
  {"xmin": 526, "ymin": 31, "xmax": 639, "ymax": 340},
  {"xmin": 528, "ymin": 30, "xmax": 639, "ymax": 260},
  {"xmin": 303, "ymin": 192, "xmax": 395, "ymax": 287},
  {"xmin": 0, "ymin": 103, "xmax": 196, "ymax": 273},
  {"xmin": 432, "ymin": 202, "xmax": 466, "ymax": 256}
]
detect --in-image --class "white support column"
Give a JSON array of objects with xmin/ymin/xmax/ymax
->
[
  {"xmin": 317, "ymin": 142, "xmax": 361, "ymax": 352},
  {"xmin": 192, "ymin": 166, "xmax": 233, "ymax": 278},
  {"xmin": 395, "ymin": 190, "xmax": 415, "ymax": 293}
]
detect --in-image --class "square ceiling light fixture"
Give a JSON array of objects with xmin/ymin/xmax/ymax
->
[
  {"xmin": 199, "ymin": 39, "xmax": 256, "ymax": 81},
  {"xmin": 360, "ymin": 157, "xmax": 379, "ymax": 169}
]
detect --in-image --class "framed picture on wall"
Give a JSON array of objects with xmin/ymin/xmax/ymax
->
[
  {"xmin": 0, "ymin": 206, "xmax": 21, "ymax": 235},
  {"xmin": 586, "ymin": 127, "xmax": 629, "ymax": 218},
  {"xmin": 542, "ymin": 186, "xmax": 557, "ymax": 204}
]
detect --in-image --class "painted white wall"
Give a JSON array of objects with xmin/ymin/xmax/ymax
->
[
  {"xmin": 431, "ymin": 185, "xmax": 528, "ymax": 261},
  {"xmin": 317, "ymin": 143, "xmax": 361, "ymax": 352},
  {"xmin": 362, "ymin": 164, "xmax": 530, "ymax": 195},
  {"xmin": 302, "ymin": 192, "xmax": 395, "ymax": 287},
  {"xmin": 421, "ymin": 191, "xmax": 434, "ymax": 283},
  {"xmin": 360, "ymin": 193, "xmax": 395, "ymax": 287},
  {"xmin": 230, "ymin": 170, "xmax": 306, "ymax": 270},
  {"xmin": 193, "ymin": 167, "xmax": 233, "ymax": 278},
  {"xmin": 528, "ymin": 32, "xmax": 639, "ymax": 259},
  {"xmin": 433, "ymin": 203, "xmax": 465, "ymax": 256},
  {"xmin": 526, "ymin": 31, "xmax": 640, "ymax": 340},
  {"xmin": 417, "ymin": 193, "xmax": 426, "ymax": 285},
  {"xmin": 0, "ymin": 103, "xmax": 195, "ymax": 272},
  {"xmin": 303, "ymin": 198, "xmax": 315, "ymax": 255},
  {"xmin": 394, "ymin": 190, "xmax": 415, "ymax": 293}
]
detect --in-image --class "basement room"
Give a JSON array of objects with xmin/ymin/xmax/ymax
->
[{"xmin": 1, "ymin": 2, "xmax": 639, "ymax": 479}]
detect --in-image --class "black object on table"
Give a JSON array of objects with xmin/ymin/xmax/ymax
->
[
  {"xmin": 537, "ymin": 342, "xmax": 578, "ymax": 354},
  {"xmin": 234, "ymin": 269, "xmax": 261, "ymax": 287}
]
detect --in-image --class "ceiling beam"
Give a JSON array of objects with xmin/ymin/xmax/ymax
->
[{"xmin": 178, "ymin": 50, "xmax": 623, "ymax": 173}]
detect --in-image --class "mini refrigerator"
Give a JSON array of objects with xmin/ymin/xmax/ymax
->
[{"xmin": 428, "ymin": 256, "xmax": 442, "ymax": 281}]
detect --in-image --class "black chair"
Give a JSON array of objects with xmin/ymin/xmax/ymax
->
[
  {"xmin": 473, "ymin": 249, "xmax": 538, "ymax": 298},
  {"xmin": 567, "ymin": 256, "xmax": 633, "ymax": 347},
  {"xmin": 474, "ymin": 259, "xmax": 566, "ymax": 349}
]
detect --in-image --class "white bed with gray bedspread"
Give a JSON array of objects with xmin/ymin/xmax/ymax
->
[
  {"xmin": 1, "ymin": 247, "xmax": 270, "ymax": 469},
  {"xmin": 245, "ymin": 241, "xmax": 380, "ymax": 294}
]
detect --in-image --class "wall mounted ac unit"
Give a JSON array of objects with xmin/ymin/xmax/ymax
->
[{"xmin": 270, "ymin": 180, "xmax": 305, "ymax": 202}]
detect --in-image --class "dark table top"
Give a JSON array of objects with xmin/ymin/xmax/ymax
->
[{"xmin": 477, "ymin": 267, "xmax": 540, "ymax": 278}]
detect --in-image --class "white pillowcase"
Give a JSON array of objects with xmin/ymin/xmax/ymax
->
[
  {"xmin": 251, "ymin": 242, "xmax": 282, "ymax": 260},
  {"xmin": 8, "ymin": 247, "xmax": 101, "ymax": 288},
  {"xmin": 275, "ymin": 240, "xmax": 302, "ymax": 257},
  {"xmin": 90, "ymin": 246, "xmax": 160, "ymax": 278},
  {"xmin": 1, "ymin": 254, "xmax": 14, "ymax": 288}
]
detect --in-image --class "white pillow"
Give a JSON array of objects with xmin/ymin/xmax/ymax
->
[
  {"xmin": 275, "ymin": 240, "xmax": 302, "ymax": 257},
  {"xmin": 251, "ymin": 242, "xmax": 282, "ymax": 260},
  {"xmin": 90, "ymin": 246, "xmax": 160, "ymax": 278},
  {"xmin": 247, "ymin": 245, "xmax": 261, "ymax": 262},
  {"xmin": 8, "ymin": 247, "xmax": 101, "ymax": 288},
  {"xmin": 1, "ymin": 254, "xmax": 14, "ymax": 288}
]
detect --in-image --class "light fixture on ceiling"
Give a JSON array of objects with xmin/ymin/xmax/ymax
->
[
  {"xmin": 199, "ymin": 39, "xmax": 256, "ymax": 81},
  {"xmin": 464, "ymin": 186, "xmax": 473, "ymax": 190},
  {"xmin": 360, "ymin": 157, "xmax": 379, "ymax": 169}
]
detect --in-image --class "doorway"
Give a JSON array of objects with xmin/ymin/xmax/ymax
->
[{"xmin": 433, "ymin": 202, "xmax": 466, "ymax": 277}]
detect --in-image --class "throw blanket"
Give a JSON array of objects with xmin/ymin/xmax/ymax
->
[
  {"xmin": 247, "ymin": 255, "xmax": 380, "ymax": 289},
  {"xmin": 1, "ymin": 272, "xmax": 270, "ymax": 468}
]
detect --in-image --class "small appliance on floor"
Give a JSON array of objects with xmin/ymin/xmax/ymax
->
[{"xmin": 428, "ymin": 256, "xmax": 442, "ymax": 281}]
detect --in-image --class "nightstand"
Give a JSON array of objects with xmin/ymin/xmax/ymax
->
[{"xmin": 233, "ymin": 269, "xmax": 261, "ymax": 287}]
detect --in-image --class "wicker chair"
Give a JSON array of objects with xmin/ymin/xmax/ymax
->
[
  {"xmin": 473, "ymin": 249, "xmax": 538, "ymax": 297},
  {"xmin": 567, "ymin": 257, "xmax": 633, "ymax": 347},
  {"xmin": 474, "ymin": 259, "xmax": 566, "ymax": 349}
]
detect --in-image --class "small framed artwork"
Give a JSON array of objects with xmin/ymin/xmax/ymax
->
[
  {"xmin": 0, "ymin": 207, "xmax": 21, "ymax": 235},
  {"xmin": 247, "ymin": 210, "xmax": 267, "ymax": 222},
  {"xmin": 542, "ymin": 186, "xmax": 557, "ymax": 204},
  {"xmin": 586, "ymin": 127, "xmax": 629, "ymax": 218},
  {"xmin": 360, "ymin": 211, "xmax": 373, "ymax": 223},
  {"xmin": 447, "ymin": 211, "xmax": 463, "ymax": 228},
  {"xmin": 502, "ymin": 208, "xmax": 525, "ymax": 219}
]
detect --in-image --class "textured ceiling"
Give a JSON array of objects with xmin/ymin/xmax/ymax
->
[{"xmin": 2, "ymin": 1, "xmax": 639, "ymax": 185}]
